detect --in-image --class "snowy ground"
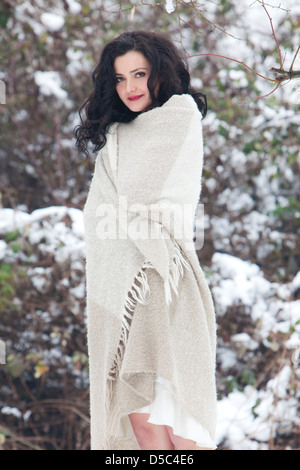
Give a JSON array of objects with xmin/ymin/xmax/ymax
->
[{"xmin": 0, "ymin": 206, "xmax": 299, "ymax": 450}]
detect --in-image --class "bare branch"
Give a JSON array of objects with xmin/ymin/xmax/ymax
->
[
  {"xmin": 260, "ymin": 0, "xmax": 284, "ymax": 69},
  {"xmin": 182, "ymin": 1, "xmax": 299, "ymax": 99},
  {"xmin": 184, "ymin": 52, "xmax": 277, "ymax": 83},
  {"xmin": 270, "ymin": 66, "xmax": 300, "ymax": 82},
  {"xmin": 239, "ymin": 80, "xmax": 282, "ymax": 104},
  {"xmin": 180, "ymin": 0, "xmax": 244, "ymax": 41},
  {"xmin": 289, "ymin": 45, "xmax": 300, "ymax": 73},
  {"xmin": 106, "ymin": 0, "xmax": 299, "ymax": 100},
  {"xmin": 253, "ymin": 0, "xmax": 291, "ymax": 14}
]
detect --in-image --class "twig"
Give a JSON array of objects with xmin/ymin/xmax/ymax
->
[
  {"xmin": 185, "ymin": 50, "xmax": 297, "ymax": 103},
  {"xmin": 53, "ymin": 97, "xmax": 65, "ymax": 197},
  {"xmin": 239, "ymin": 80, "xmax": 282, "ymax": 104},
  {"xmin": 185, "ymin": 0, "xmax": 244, "ymax": 41},
  {"xmin": 0, "ymin": 425, "xmax": 43, "ymax": 450},
  {"xmin": 268, "ymin": 343, "xmax": 288, "ymax": 450},
  {"xmin": 180, "ymin": 0, "xmax": 299, "ymax": 100},
  {"xmin": 270, "ymin": 66, "xmax": 300, "ymax": 82},
  {"xmin": 254, "ymin": 0, "xmax": 290, "ymax": 15},
  {"xmin": 185, "ymin": 52, "xmax": 276, "ymax": 83},
  {"xmin": 10, "ymin": 115, "xmax": 57, "ymax": 202},
  {"xmin": 289, "ymin": 45, "xmax": 300, "ymax": 73},
  {"xmin": 261, "ymin": 0, "xmax": 283, "ymax": 69},
  {"xmin": 28, "ymin": 398, "xmax": 90, "ymax": 423}
]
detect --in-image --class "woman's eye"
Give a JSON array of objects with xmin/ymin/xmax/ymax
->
[{"xmin": 115, "ymin": 72, "xmax": 146, "ymax": 83}]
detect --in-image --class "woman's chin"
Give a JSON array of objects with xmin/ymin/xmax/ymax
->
[{"xmin": 126, "ymin": 98, "xmax": 153, "ymax": 113}]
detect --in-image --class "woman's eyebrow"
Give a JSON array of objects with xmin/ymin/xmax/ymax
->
[{"xmin": 115, "ymin": 67, "xmax": 148, "ymax": 76}]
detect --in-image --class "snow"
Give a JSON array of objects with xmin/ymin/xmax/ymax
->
[
  {"xmin": 218, "ymin": 347, "xmax": 237, "ymax": 370},
  {"xmin": 219, "ymin": 69, "xmax": 248, "ymax": 88},
  {"xmin": 27, "ymin": 267, "xmax": 52, "ymax": 294},
  {"xmin": 1, "ymin": 406, "xmax": 22, "ymax": 419},
  {"xmin": 14, "ymin": 2, "xmax": 45, "ymax": 36},
  {"xmin": 40, "ymin": 12, "xmax": 65, "ymax": 32},
  {"xmin": 217, "ymin": 188, "xmax": 255, "ymax": 214},
  {"xmin": 217, "ymin": 365, "xmax": 300, "ymax": 449},
  {"xmin": 66, "ymin": 48, "xmax": 90, "ymax": 76},
  {"xmin": 211, "ymin": 252, "xmax": 272, "ymax": 314},
  {"xmin": 70, "ymin": 283, "xmax": 86, "ymax": 300},
  {"xmin": 0, "ymin": 207, "xmax": 86, "ymax": 265},
  {"xmin": 34, "ymin": 71, "xmax": 68, "ymax": 100},
  {"xmin": 165, "ymin": 0, "xmax": 175, "ymax": 14},
  {"xmin": 0, "ymin": 209, "xmax": 31, "ymax": 233},
  {"xmin": 211, "ymin": 251, "xmax": 300, "ymax": 447},
  {"xmin": 291, "ymin": 272, "xmax": 300, "ymax": 291},
  {"xmin": 0, "ymin": 240, "xmax": 7, "ymax": 260},
  {"xmin": 211, "ymin": 252, "xmax": 300, "ymax": 346},
  {"xmin": 231, "ymin": 333, "xmax": 259, "ymax": 352},
  {"xmin": 65, "ymin": 0, "xmax": 81, "ymax": 15}
]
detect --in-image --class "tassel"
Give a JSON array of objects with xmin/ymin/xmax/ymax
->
[
  {"xmin": 107, "ymin": 260, "xmax": 154, "ymax": 391},
  {"xmin": 107, "ymin": 242, "xmax": 191, "ymax": 401},
  {"xmin": 164, "ymin": 240, "xmax": 192, "ymax": 306}
]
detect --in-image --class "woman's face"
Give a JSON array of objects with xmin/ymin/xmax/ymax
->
[{"xmin": 114, "ymin": 50, "xmax": 153, "ymax": 113}]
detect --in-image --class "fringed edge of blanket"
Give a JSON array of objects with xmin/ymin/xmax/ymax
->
[
  {"xmin": 107, "ymin": 259, "xmax": 154, "ymax": 385},
  {"xmin": 164, "ymin": 241, "xmax": 192, "ymax": 306},
  {"xmin": 106, "ymin": 240, "xmax": 192, "ymax": 410}
]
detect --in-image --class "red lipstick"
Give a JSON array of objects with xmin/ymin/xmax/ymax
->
[{"xmin": 128, "ymin": 95, "xmax": 144, "ymax": 102}]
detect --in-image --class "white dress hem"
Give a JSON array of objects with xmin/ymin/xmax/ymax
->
[{"xmin": 119, "ymin": 374, "xmax": 217, "ymax": 450}]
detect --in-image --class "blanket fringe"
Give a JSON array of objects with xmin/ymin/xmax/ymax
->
[
  {"xmin": 106, "ymin": 260, "xmax": 154, "ymax": 412},
  {"xmin": 106, "ymin": 241, "xmax": 191, "ymax": 411},
  {"xmin": 164, "ymin": 241, "xmax": 192, "ymax": 306}
]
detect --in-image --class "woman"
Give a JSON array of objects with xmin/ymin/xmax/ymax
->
[{"xmin": 75, "ymin": 31, "xmax": 217, "ymax": 451}]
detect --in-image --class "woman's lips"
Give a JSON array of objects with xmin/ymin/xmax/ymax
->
[{"xmin": 128, "ymin": 95, "xmax": 144, "ymax": 102}]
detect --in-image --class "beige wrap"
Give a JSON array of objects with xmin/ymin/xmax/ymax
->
[{"xmin": 83, "ymin": 94, "xmax": 217, "ymax": 450}]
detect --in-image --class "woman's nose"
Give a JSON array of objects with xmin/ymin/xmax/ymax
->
[{"xmin": 126, "ymin": 78, "xmax": 136, "ymax": 93}]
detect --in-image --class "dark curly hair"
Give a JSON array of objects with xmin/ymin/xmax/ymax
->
[{"xmin": 74, "ymin": 31, "xmax": 207, "ymax": 157}]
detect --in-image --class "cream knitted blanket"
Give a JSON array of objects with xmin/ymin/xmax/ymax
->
[{"xmin": 83, "ymin": 94, "xmax": 217, "ymax": 450}]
